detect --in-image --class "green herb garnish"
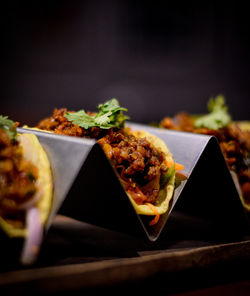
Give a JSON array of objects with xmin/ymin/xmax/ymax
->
[
  {"xmin": 0, "ymin": 115, "xmax": 17, "ymax": 141},
  {"xmin": 65, "ymin": 98, "xmax": 129, "ymax": 129},
  {"xmin": 194, "ymin": 95, "xmax": 231, "ymax": 130}
]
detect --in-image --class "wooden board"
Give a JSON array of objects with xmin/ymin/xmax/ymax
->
[{"xmin": 0, "ymin": 215, "xmax": 250, "ymax": 295}]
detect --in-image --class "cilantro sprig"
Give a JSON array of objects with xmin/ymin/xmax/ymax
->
[
  {"xmin": 65, "ymin": 98, "xmax": 129, "ymax": 129},
  {"xmin": 0, "ymin": 115, "xmax": 17, "ymax": 141},
  {"xmin": 194, "ymin": 95, "xmax": 232, "ymax": 130}
]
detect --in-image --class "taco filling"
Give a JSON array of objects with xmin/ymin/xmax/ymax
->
[
  {"xmin": 0, "ymin": 128, "xmax": 40, "ymax": 234},
  {"xmin": 0, "ymin": 115, "xmax": 53, "ymax": 264},
  {"xmin": 37, "ymin": 108, "xmax": 108, "ymax": 139},
  {"xmin": 98, "ymin": 128, "xmax": 181, "ymax": 225}
]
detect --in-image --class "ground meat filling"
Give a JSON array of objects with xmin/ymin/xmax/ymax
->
[
  {"xmin": 161, "ymin": 114, "xmax": 250, "ymax": 204},
  {"xmin": 98, "ymin": 129, "xmax": 168, "ymax": 205},
  {"xmin": 0, "ymin": 129, "xmax": 38, "ymax": 227},
  {"xmin": 37, "ymin": 108, "xmax": 108, "ymax": 139}
]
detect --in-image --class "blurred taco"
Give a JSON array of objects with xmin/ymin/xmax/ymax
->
[
  {"xmin": 160, "ymin": 95, "xmax": 250, "ymax": 211},
  {"xmin": 0, "ymin": 115, "xmax": 53, "ymax": 263}
]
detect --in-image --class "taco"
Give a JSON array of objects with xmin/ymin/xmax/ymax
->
[
  {"xmin": 160, "ymin": 95, "xmax": 250, "ymax": 211},
  {"xmin": 98, "ymin": 128, "xmax": 183, "ymax": 225},
  {"xmin": 0, "ymin": 116, "xmax": 53, "ymax": 263},
  {"xmin": 32, "ymin": 99, "xmax": 184, "ymax": 225}
]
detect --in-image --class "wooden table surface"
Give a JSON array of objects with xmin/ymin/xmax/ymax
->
[{"xmin": 0, "ymin": 215, "xmax": 250, "ymax": 295}]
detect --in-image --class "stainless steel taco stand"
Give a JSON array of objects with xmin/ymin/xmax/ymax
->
[
  {"xmin": 14, "ymin": 124, "xmax": 249, "ymax": 264},
  {"xmin": 19, "ymin": 124, "xmax": 249, "ymax": 236}
]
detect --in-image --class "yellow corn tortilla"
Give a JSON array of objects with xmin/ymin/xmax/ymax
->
[
  {"xmin": 126, "ymin": 130, "xmax": 175, "ymax": 216},
  {"xmin": 0, "ymin": 133, "xmax": 53, "ymax": 237}
]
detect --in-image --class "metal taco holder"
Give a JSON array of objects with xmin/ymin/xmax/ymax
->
[{"xmin": 16, "ymin": 123, "xmax": 248, "ymax": 245}]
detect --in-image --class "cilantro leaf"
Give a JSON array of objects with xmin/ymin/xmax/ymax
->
[
  {"xmin": 94, "ymin": 111, "xmax": 112, "ymax": 125},
  {"xmin": 0, "ymin": 115, "xmax": 17, "ymax": 141},
  {"xmin": 65, "ymin": 110, "xmax": 95, "ymax": 129},
  {"xmin": 98, "ymin": 98, "xmax": 127, "ymax": 114},
  {"xmin": 65, "ymin": 98, "xmax": 129, "ymax": 130},
  {"xmin": 194, "ymin": 95, "xmax": 232, "ymax": 130}
]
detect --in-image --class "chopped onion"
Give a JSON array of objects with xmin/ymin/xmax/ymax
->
[{"xmin": 20, "ymin": 207, "xmax": 43, "ymax": 265}]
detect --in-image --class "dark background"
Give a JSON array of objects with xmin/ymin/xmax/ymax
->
[{"xmin": 1, "ymin": 0, "xmax": 250, "ymax": 125}]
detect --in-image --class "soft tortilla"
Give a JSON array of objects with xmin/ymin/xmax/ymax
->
[
  {"xmin": 0, "ymin": 133, "xmax": 53, "ymax": 237},
  {"xmin": 126, "ymin": 130, "xmax": 175, "ymax": 216}
]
